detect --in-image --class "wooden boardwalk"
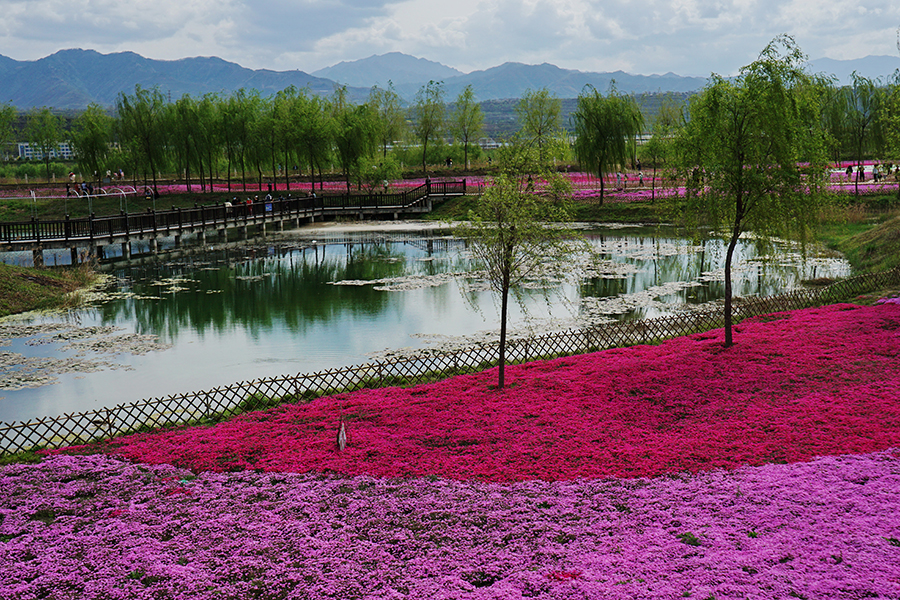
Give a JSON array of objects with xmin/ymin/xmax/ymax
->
[{"xmin": 0, "ymin": 181, "xmax": 467, "ymax": 266}]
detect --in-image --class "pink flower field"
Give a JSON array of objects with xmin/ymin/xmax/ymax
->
[
  {"xmin": 73, "ymin": 303, "xmax": 900, "ymax": 482},
  {"xmin": 3, "ymin": 302, "xmax": 900, "ymax": 598}
]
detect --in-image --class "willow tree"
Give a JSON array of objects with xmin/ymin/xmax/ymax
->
[
  {"xmin": 455, "ymin": 141, "xmax": 576, "ymax": 389},
  {"xmin": 674, "ymin": 35, "xmax": 830, "ymax": 347},
  {"xmin": 840, "ymin": 73, "xmax": 885, "ymax": 195},
  {"xmin": 368, "ymin": 83, "xmax": 406, "ymax": 158},
  {"xmin": 116, "ymin": 86, "xmax": 168, "ymax": 193},
  {"xmin": 641, "ymin": 93, "xmax": 682, "ymax": 202},
  {"xmin": 451, "ymin": 84, "xmax": 484, "ymax": 170},
  {"xmin": 884, "ymin": 73, "xmax": 900, "ymax": 199},
  {"xmin": 70, "ymin": 103, "xmax": 114, "ymax": 189},
  {"xmin": 331, "ymin": 88, "xmax": 379, "ymax": 191},
  {"xmin": 571, "ymin": 85, "xmax": 644, "ymax": 203},
  {"xmin": 0, "ymin": 102, "xmax": 15, "ymax": 161},
  {"xmin": 410, "ymin": 80, "xmax": 445, "ymax": 174},
  {"xmin": 25, "ymin": 107, "xmax": 63, "ymax": 183},
  {"xmin": 516, "ymin": 88, "xmax": 563, "ymax": 164}
]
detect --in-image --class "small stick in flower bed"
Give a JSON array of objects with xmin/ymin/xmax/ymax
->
[{"xmin": 336, "ymin": 418, "xmax": 348, "ymax": 452}]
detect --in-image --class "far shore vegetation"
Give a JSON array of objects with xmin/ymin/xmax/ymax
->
[{"xmin": 0, "ymin": 183, "xmax": 898, "ymax": 319}]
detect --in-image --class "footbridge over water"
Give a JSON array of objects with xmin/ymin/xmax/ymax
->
[{"xmin": 0, "ymin": 181, "xmax": 467, "ymax": 267}]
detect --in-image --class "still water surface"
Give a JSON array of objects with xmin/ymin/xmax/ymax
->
[{"xmin": 0, "ymin": 223, "xmax": 850, "ymax": 422}]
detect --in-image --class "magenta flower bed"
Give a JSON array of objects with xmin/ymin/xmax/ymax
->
[
  {"xmin": 70, "ymin": 303, "xmax": 900, "ymax": 481},
  {"xmin": 1, "ymin": 451, "xmax": 898, "ymax": 599}
]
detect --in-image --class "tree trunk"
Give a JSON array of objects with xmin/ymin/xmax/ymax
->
[
  {"xmin": 498, "ymin": 280, "xmax": 509, "ymax": 389},
  {"xmin": 598, "ymin": 163, "xmax": 605, "ymax": 206},
  {"xmin": 723, "ymin": 223, "xmax": 742, "ymax": 347}
]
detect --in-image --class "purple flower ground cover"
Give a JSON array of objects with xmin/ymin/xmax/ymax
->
[{"xmin": 2, "ymin": 452, "xmax": 899, "ymax": 599}]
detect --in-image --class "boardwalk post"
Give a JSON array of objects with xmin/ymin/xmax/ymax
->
[{"xmin": 32, "ymin": 246, "xmax": 44, "ymax": 268}]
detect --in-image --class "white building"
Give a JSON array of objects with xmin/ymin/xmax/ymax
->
[{"xmin": 17, "ymin": 141, "xmax": 75, "ymax": 161}]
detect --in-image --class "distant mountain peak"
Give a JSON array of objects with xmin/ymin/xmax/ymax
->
[{"xmin": 312, "ymin": 53, "xmax": 464, "ymax": 89}]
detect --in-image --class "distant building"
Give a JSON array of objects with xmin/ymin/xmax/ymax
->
[
  {"xmin": 17, "ymin": 141, "xmax": 75, "ymax": 161},
  {"xmin": 477, "ymin": 137, "xmax": 502, "ymax": 150}
]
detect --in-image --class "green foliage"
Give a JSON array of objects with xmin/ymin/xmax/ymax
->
[
  {"xmin": 516, "ymin": 88, "xmax": 564, "ymax": 163},
  {"xmin": 70, "ymin": 103, "xmax": 114, "ymax": 182},
  {"xmin": 826, "ymin": 73, "xmax": 887, "ymax": 196},
  {"xmin": 572, "ymin": 84, "xmax": 644, "ymax": 204},
  {"xmin": 454, "ymin": 139, "xmax": 579, "ymax": 388},
  {"xmin": 0, "ymin": 102, "xmax": 15, "ymax": 159},
  {"xmin": 882, "ymin": 74, "xmax": 900, "ymax": 199},
  {"xmin": 24, "ymin": 107, "xmax": 63, "ymax": 182},
  {"xmin": 639, "ymin": 93, "xmax": 683, "ymax": 202},
  {"xmin": 331, "ymin": 88, "xmax": 379, "ymax": 191},
  {"xmin": 368, "ymin": 83, "xmax": 407, "ymax": 158},
  {"xmin": 451, "ymin": 84, "xmax": 485, "ymax": 170},
  {"xmin": 410, "ymin": 81, "xmax": 446, "ymax": 174},
  {"xmin": 357, "ymin": 156, "xmax": 403, "ymax": 192},
  {"xmin": 677, "ymin": 532, "xmax": 702, "ymax": 546},
  {"xmin": 116, "ymin": 85, "xmax": 168, "ymax": 191},
  {"xmin": 671, "ymin": 35, "xmax": 830, "ymax": 346}
]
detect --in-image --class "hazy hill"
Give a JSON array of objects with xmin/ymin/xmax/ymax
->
[
  {"xmin": 2, "ymin": 49, "xmax": 899, "ymax": 112},
  {"xmin": 312, "ymin": 54, "xmax": 708, "ymax": 100},
  {"xmin": 437, "ymin": 62, "xmax": 706, "ymax": 101},
  {"xmin": 312, "ymin": 52, "xmax": 464, "ymax": 88},
  {"xmin": 807, "ymin": 55, "xmax": 900, "ymax": 84},
  {"xmin": 0, "ymin": 49, "xmax": 356, "ymax": 110}
]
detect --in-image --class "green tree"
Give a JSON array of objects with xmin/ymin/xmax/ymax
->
[
  {"xmin": 883, "ymin": 74, "xmax": 900, "ymax": 199},
  {"xmin": 24, "ymin": 107, "xmax": 63, "ymax": 183},
  {"xmin": 571, "ymin": 85, "xmax": 644, "ymax": 204},
  {"xmin": 368, "ymin": 83, "xmax": 406, "ymax": 158},
  {"xmin": 221, "ymin": 89, "xmax": 261, "ymax": 192},
  {"xmin": 451, "ymin": 84, "xmax": 484, "ymax": 170},
  {"xmin": 515, "ymin": 88, "xmax": 563, "ymax": 163},
  {"xmin": 116, "ymin": 86, "xmax": 168, "ymax": 193},
  {"xmin": 454, "ymin": 141, "xmax": 576, "ymax": 389},
  {"xmin": 194, "ymin": 94, "xmax": 222, "ymax": 192},
  {"xmin": 332, "ymin": 87, "xmax": 379, "ymax": 191},
  {"xmin": 295, "ymin": 91, "xmax": 332, "ymax": 192},
  {"xmin": 673, "ymin": 35, "xmax": 830, "ymax": 347},
  {"xmin": 839, "ymin": 73, "xmax": 885, "ymax": 195},
  {"xmin": 166, "ymin": 95, "xmax": 200, "ymax": 191},
  {"xmin": 640, "ymin": 93, "xmax": 683, "ymax": 202},
  {"xmin": 71, "ymin": 103, "xmax": 114, "ymax": 189},
  {"xmin": 410, "ymin": 80, "xmax": 445, "ymax": 174},
  {"xmin": 0, "ymin": 102, "xmax": 15, "ymax": 161}
]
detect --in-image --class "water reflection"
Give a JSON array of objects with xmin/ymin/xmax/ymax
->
[{"xmin": 0, "ymin": 225, "xmax": 851, "ymax": 422}]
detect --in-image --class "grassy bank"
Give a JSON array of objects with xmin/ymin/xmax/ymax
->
[
  {"xmin": 0, "ymin": 263, "xmax": 96, "ymax": 318},
  {"xmin": 815, "ymin": 199, "xmax": 900, "ymax": 273},
  {"xmin": 427, "ymin": 194, "xmax": 663, "ymax": 224}
]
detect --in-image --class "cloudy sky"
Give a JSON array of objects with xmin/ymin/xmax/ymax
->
[{"xmin": 1, "ymin": 0, "xmax": 898, "ymax": 77}]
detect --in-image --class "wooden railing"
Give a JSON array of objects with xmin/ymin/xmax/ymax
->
[{"xmin": 0, "ymin": 181, "xmax": 467, "ymax": 246}]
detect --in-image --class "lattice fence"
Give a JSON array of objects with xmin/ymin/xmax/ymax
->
[{"xmin": 2, "ymin": 266, "xmax": 898, "ymax": 455}]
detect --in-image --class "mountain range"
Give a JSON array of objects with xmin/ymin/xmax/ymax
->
[{"xmin": 2, "ymin": 49, "xmax": 899, "ymax": 111}]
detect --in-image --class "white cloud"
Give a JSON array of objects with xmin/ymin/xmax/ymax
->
[{"xmin": 0, "ymin": 0, "xmax": 897, "ymax": 76}]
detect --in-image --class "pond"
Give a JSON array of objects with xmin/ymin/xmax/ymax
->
[{"xmin": 0, "ymin": 222, "xmax": 850, "ymax": 423}]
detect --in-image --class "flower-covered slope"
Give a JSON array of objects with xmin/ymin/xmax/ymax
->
[{"xmin": 76, "ymin": 303, "xmax": 900, "ymax": 481}]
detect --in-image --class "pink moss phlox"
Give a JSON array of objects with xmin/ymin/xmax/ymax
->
[{"xmin": 1, "ymin": 452, "xmax": 899, "ymax": 598}]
